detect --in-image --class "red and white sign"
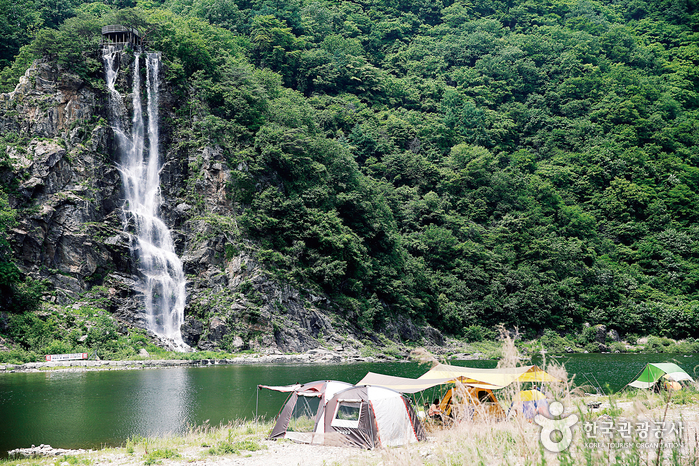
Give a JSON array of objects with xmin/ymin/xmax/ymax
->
[{"xmin": 45, "ymin": 353, "xmax": 89, "ymax": 362}]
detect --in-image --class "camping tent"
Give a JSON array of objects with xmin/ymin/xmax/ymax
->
[
  {"xmin": 324, "ymin": 385, "xmax": 426, "ymax": 448},
  {"xmin": 260, "ymin": 380, "xmax": 353, "ymax": 443},
  {"xmin": 627, "ymin": 363, "xmax": 693, "ymax": 389},
  {"xmin": 418, "ymin": 364, "xmax": 560, "ymax": 389},
  {"xmin": 437, "ymin": 386, "xmax": 506, "ymax": 421}
]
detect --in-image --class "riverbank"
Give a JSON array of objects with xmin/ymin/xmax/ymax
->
[
  {"xmin": 3, "ymin": 393, "xmax": 698, "ymax": 466},
  {"xmin": 0, "ymin": 348, "xmax": 396, "ymax": 373},
  {"xmin": 0, "ymin": 340, "xmax": 498, "ymax": 373}
]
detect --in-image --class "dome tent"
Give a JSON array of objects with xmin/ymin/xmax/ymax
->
[
  {"xmin": 261, "ymin": 381, "xmax": 426, "ymax": 448},
  {"xmin": 261, "ymin": 380, "xmax": 353, "ymax": 444},
  {"xmin": 323, "ymin": 385, "xmax": 426, "ymax": 448}
]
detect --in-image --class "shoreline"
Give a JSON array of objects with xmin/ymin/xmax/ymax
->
[
  {"xmin": 0, "ymin": 349, "xmax": 404, "ymax": 373},
  {"xmin": 4, "ymin": 395, "xmax": 698, "ymax": 465}
]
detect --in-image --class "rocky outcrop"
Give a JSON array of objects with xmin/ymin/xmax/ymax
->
[
  {"xmin": 1, "ymin": 55, "xmax": 444, "ymax": 355},
  {"xmin": 9, "ymin": 444, "xmax": 91, "ymax": 458},
  {"xmin": 1, "ymin": 60, "xmax": 128, "ymax": 302}
]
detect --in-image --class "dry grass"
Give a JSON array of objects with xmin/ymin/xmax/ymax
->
[
  {"xmin": 410, "ymin": 347, "xmax": 441, "ymax": 368},
  {"xmin": 381, "ymin": 339, "xmax": 699, "ymax": 466}
]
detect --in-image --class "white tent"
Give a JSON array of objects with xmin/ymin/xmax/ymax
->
[{"xmin": 323, "ymin": 385, "xmax": 426, "ymax": 448}]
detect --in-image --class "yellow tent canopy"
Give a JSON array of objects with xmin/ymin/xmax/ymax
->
[
  {"xmin": 356, "ymin": 372, "xmax": 497, "ymax": 393},
  {"xmin": 417, "ymin": 364, "xmax": 560, "ymax": 389}
]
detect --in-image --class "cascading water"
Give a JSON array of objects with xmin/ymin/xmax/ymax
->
[{"xmin": 103, "ymin": 46, "xmax": 187, "ymax": 349}]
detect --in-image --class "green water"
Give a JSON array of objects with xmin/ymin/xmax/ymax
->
[{"xmin": 1, "ymin": 354, "xmax": 697, "ymax": 455}]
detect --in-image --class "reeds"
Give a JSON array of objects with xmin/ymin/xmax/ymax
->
[{"xmin": 381, "ymin": 336, "xmax": 699, "ymax": 466}]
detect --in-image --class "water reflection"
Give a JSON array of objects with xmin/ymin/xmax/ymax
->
[
  {"xmin": 128, "ymin": 368, "xmax": 193, "ymax": 437},
  {"xmin": 2, "ymin": 355, "xmax": 698, "ymax": 456}
]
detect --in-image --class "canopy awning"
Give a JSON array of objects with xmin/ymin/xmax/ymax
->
[
  {"xmin": 258, "ymin": 383, "xmax": 302, "ymax": 392},
  {"xmin": 355, "ymin": 372, "xmax": 499, "ymax": 393},
  {"xmin": 417, "ymin": 364, "xmax": 560, "ymax": 389},
  {"xmin": 259, "ymin": 380, "xmax": 352, "ymax": 397},
  {"xmin": 627, "ymin": 363, "xmax": 693, "ymax": 389},
  {"xmin": 356, "ymin": 365, "xmax": 559, "ymax": 393}
]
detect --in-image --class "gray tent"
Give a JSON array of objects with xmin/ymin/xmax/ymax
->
[
  {"xmin": 323, "ymin": 385, "xmax": 426, "ymax": 448},
  {"xmin": 261, "ymin": 380, "xmax": 353, "ymax": 443}
]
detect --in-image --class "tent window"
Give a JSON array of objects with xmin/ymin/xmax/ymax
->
[
  {"xmin": 288, "ymin": 396, "xmax": 320, "ymax": 432},
  {"xmin": 332, "ymin": 402, "xmax": 362, "ymax": 428}
]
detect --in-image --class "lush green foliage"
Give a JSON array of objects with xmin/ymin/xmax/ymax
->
[
  {"xmin": 0, "ymin": 305, "xmax": 151, "ymax": 363},
  {"xmin": 0, "ymin": 136, "xmax": 47, "ymax": 313},
  {"xmin": 1, "ymin": 0, "xmax": 699, "ymax": 341}
]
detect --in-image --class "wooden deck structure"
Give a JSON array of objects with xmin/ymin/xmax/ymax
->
[{"xmin": 101, "ymin": 25, "xmax": 143, "ymax": 49}]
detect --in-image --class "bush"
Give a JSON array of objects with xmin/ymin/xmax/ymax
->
[
  {"xmin": 610, "ymin": 341, "xmax": 626, "ymax": 353},
  {"xmin": 463, "ymin": 325, "xmax": 496, "ymax": 342},
  {"xmin": 577, "ymin": 326, "xmax": 598, "ymax": 346},
  {"xmin": 674, "ymin": 340, "xmax": 699, "ymax": 354},
  {"xmin": 646, "ymin": 336, "xmax": 674, "ymax": 352},
  {"xmin": 540, "ymin": 329, "xmax": 572, "ymax": 354}
]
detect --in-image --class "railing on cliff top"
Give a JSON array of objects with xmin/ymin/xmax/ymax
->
[{"xmin": 101, "ymin": 25, "xmax": 146, "ymax": 49}]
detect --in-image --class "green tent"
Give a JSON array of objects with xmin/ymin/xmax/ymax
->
[{"xmin": 627, "ymin": 363, "xmax": 693, "ymax": 389}]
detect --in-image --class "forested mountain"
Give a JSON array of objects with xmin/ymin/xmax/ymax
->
[{"xmin": 1, "ymin": 0, "xmax": 698, "ymax": 349}]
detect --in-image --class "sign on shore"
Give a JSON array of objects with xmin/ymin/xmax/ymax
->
[{"xmin": 45, "ymin": 353, "xmax": 89, "ymax": 362}]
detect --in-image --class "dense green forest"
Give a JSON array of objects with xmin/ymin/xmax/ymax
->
[{"xmin": 1, "ymin": 0, "xmax": 699, "ymax": 342}]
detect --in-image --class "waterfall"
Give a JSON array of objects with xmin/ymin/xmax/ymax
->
[{"xmin": 103, "ymin": 46, "xmax": 187, "ymax": 350}]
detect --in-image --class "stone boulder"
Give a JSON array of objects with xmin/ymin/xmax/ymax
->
[
  {"xmin": 608, "ymin": 329, "xmax": 620, "ymax": 342},
  {"xmin": 207, "ymin": 317, "xmax": 228, "ymax": 344},
  {"xmin": 424, "ymin": 326, "xmax": 444, "ymax": 346},
  {"xmin": 595, "ymin": 325, "xmax": 607, "ymax": 344},
  {"xmin": 180, "ymin": 317, "xmax": 204, "ymax": 347}
]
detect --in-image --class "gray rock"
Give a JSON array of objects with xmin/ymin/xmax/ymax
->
[
  {"xmin": 608, "ymin": 329, "xmax": 620, "ymax": 342},
  {"xmin": 181, "ymin": 317, "xmax": 204, "ymax": 347},
  {"xmin": 231, "ymin": 335, "xmax": 244, "ymax": 350},
  {"xmin": 208, "ymin": 317, "xmax": 228, "ymax": 343},
  {"xmin": 595, "ymin": 325, "xmax": 607, "ymax": 344},
  {"xmin": 424, "ymin": 326, "xmax": 444, "ymax": 346}
]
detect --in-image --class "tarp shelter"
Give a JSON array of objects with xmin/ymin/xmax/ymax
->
[
  {"xmin": 260, "ymin": 380, "xmax": 353, "ymax": 444},
  {"xmin": 418, "ymin": 364, "xmax": 560, "ymax": 389},
  {"xmin": 324, "ymin": 385, "xmax": 426, "ymax": 448},
  {"xmin": 356, "ymin": 372, "xmax": 457, "ymax": 393},
  {"xmin": 627, "ymin": 363, "xmax": 693, "ymax": 389}
]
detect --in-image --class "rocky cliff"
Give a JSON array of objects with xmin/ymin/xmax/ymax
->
[{"xmin": 0, "ymin": 54, "xmax": 444, "ymax": 354}]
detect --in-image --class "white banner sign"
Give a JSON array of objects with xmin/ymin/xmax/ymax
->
[{"xmin": 45, "ymin": 353, "xmax": 89, "ymax": 362}]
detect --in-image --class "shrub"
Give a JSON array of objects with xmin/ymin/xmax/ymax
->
[
  {"xmin": 610, "ymin": 341, "xmax": 626, "ymax": 353},
  {"xmin": 577, "ymin": 326, "xmax": 598, "ymax": 346},
  {"xmin": 463, "ymin": 325, "xmax": 496, "ymax": 342},
  {"xmin": 540, "ymin": 329, "xmax": 572, "ymax": 354},
  {"xmin": 646, "ymin": 336, "xmax": 673, "ymax": 352}
]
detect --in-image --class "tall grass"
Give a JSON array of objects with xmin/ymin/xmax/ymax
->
[{"xmin": 380, "ymin": 335, "xmax": 699, "ymax": 466}]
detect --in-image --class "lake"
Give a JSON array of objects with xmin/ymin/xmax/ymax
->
[{"xmin": 1, "ymin": 353, "xmax": 697, "ymax": 456}]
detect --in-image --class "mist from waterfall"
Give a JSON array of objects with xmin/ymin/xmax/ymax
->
[{"xmin": 103, "ymin": 46, "xmax": 187, "ymax": 350}]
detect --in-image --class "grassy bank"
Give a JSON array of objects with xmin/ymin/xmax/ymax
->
[{"xmin": 1, "ymin": 390, "xmax": 698, "ymax": 466}]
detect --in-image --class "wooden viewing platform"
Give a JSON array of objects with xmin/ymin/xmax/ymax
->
[{"xmin": 101, "ymin": 25, "xmax": 143, "ymax": 49}]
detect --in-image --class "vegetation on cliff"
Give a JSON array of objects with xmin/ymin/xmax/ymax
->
[{"xmin": 1, "ymin": 0, "xmax": 698, "ymax": 347}]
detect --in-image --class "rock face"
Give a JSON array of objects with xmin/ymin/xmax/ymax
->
[
  {"xmin": 1, "ymin": 60, "xmax": 127, "ymax": 303},
  {"xmin": 0, "ymin": 55, "xmax": 440, "ymax": 354}
]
